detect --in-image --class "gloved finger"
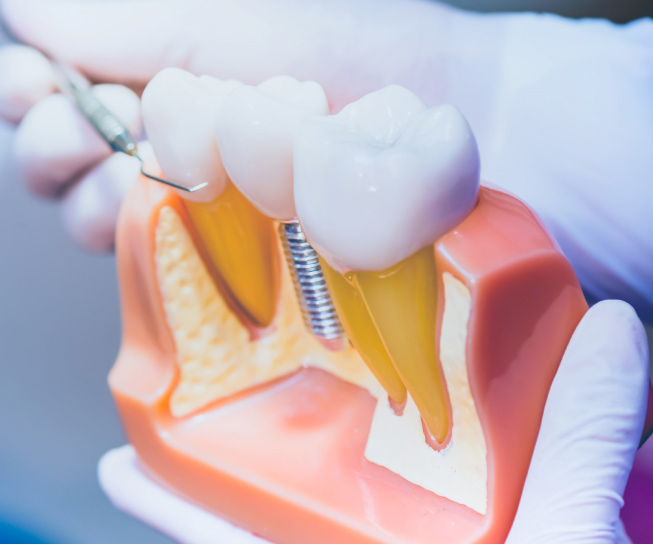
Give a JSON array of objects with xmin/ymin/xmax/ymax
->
[
  {"xmin": 478, "ymin": 17, "xmax": 653, "ymax": 321},
  {"xmin": 507, "ymin": 300, "xmax": 649, "ymax": 543},
  {"xmin": 0, "ymin": 44, "xmax": 56, "ymax": 124},
  {"xmin": 13, "ymin": 83, "xmax": 141, "ymax": 198},
  {"xmin": 615, "ymin": 519, "xmax": 632, "ymax": 544},
  {"xmin": 60, "ymin": 143, "xmax": 150, "ymax": 253},
  {"xmin": 2, "ymin": 0, "xmax": 455, "ymax": 104},
  {"xmin": 2, "ymin": 0, "xmax": 186, "ymax": 84},
  {"xmin": 1, "ymin": 0, "xmax": 318, "ymax": 86}
]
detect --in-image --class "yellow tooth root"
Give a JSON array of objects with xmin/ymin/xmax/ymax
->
[
  {"xmin": 353, "ymin": 247, "xmax": 450, "ymax": 444},
  {"xmin": 183, "ymin": 182, "xmax": 278, "ymax": 328},
  {"xmin": 321, "ymin": 258, "xmax": 407, "ymax": 408}
]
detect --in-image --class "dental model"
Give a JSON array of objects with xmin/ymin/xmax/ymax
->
[{"xmin": 111, "ymin": 72, "xmax": 591, "ymax": 543}]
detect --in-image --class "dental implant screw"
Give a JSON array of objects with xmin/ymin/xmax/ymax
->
[{"xmin": 279, "ymin": 221, "xmax": 348, "ymax": 352}]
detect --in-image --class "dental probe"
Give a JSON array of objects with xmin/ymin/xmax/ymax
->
[
  {"xmin": 53, "ymin": 64, "xmax": 208, "ymax": 194},
  {"xmin": 0, "ymin": 18, "xmax": 201, "ymax": 193},
  {"xmin": 279, "ymin": 221, "xmax": 348, "ymax": 352}
]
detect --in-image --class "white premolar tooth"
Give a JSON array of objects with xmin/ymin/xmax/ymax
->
[
  {"xmin": 215, "ymin": 75, "xmax": 329, "ymax": 221},
  {"xmin": 294, "ymin": 85, "xmax": 480, "ymax": 273},
  {"xmin": 141, "ymin": 68, "xmax": 242, "ymax": 202}
]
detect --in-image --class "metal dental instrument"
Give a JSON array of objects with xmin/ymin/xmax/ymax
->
[
  {"xmin": 279, "ymin": 220, "xmax": 348, "ymax": 352},
  {"xmin": 53, "ymin": 64, "xmax": 208, "ymax": 194},
  {"xmin": 0, "ymin": 19, "xmax": 199, "ymax": 192}
]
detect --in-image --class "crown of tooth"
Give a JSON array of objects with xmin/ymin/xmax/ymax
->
[
  {"xmin": 141, "ymin": 67, "xmax": 242, "ymax": 202},
  {"xmin": 215, "ymin": 75, "xmax": 329, "ymax": 221},
  {"xmin": 142, "ymin": 68, "xmax": 277, "ymax": 329},
  {"xmin": 294, "ymin": 85, "xmax": 480, "ymax": 273}
]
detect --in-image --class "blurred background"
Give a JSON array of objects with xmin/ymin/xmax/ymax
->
[{"xmin": 0, "ymin": 1, "xmax": 652, "ymax": 543}]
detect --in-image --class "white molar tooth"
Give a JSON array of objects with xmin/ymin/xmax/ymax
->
[
  {"xmin": 294, "ymin": 86, "xmax": 480, "ymax": 273},
  {"xmin": 337, "ymin": 84, "xmax": 427, "ymax": 144},
  {"xmin": 141, "ymin": 68, "xmax": 242, "ymax": 203},
  {"xmin": 215, "ymin": 76, "xmax": 329, "ymax": 221}
]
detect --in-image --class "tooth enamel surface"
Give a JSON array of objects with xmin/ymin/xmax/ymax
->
[
  {"xmin": 215, "ymin": 76, "xmax": 329, "ymax": 221},
  {"xmin": 141, "ymin": 67, "xmax": 242, "ymax": 202},
  {"xmin": 294, "ymin": 85, "xmax": 480, "ymax": 273}
]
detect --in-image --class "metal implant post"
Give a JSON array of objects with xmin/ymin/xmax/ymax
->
[{"xmin": 279, "ymin": 221, "xmax": 348, "ymax": 352}]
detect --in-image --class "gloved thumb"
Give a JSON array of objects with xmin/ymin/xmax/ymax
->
[
  {"xmin": 1, "ymin": 0, "xmax": 183, "ymax": 83},
  {"xmin": 507, "ymin": 300, "xmax": 649, "ymax": 543}
]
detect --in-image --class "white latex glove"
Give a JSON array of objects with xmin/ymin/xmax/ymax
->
[
  {"xmin": 98, "ymin": 301, "xmax": 649, "ymax": 544},
  {"xmin": 2, "ymin": 1, "xmax": 651, "ymax": 541},
  {"xmin": 0, "ymin": 0, "xmax": 653, "ymax": 320},
  {"xmin": 2, "ymin": 0, "xmax": 653, "ymax": 318}
]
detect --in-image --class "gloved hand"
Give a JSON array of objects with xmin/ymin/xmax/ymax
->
[
  {"xmin": 0, "ymin": 42, "xmax": 145, "ymax": 251},
  {"xmin": 98, "ymin": 300, "xmax": 649, "ymax": 544},
  {"xmin": 1, "ymin": 0, "xmax": 653, "ymax": 320}
]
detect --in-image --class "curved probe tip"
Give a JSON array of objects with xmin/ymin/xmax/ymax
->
[{"xmin": 139, "ymin": 167, "xmax": 209, "ymax": 193}]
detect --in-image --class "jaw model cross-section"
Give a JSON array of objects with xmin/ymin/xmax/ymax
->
[{"xmin": 111, "ymin": 72, "xmax": 589, "ymax": 543}]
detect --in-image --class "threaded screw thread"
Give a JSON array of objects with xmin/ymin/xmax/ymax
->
[{"xmin": 279, "ymin": 221, "xmax": 346, "ymax": 349}]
